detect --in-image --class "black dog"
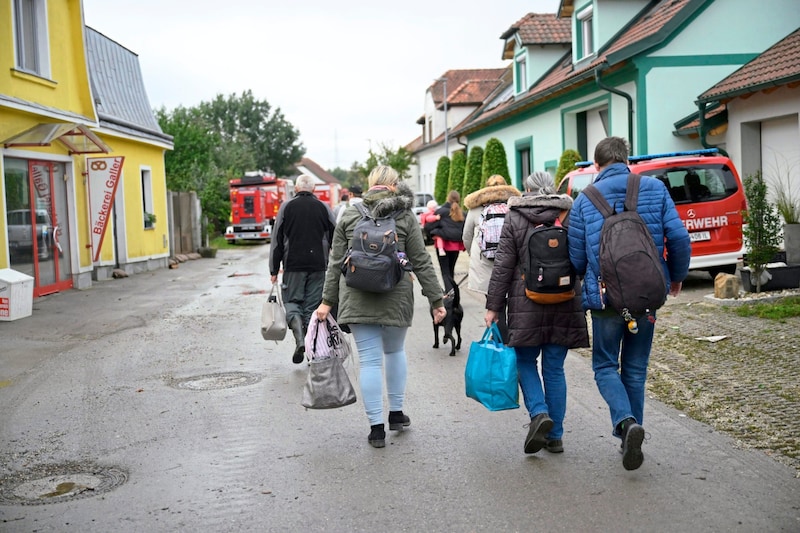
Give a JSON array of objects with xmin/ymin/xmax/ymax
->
[{"xmin": 432, "ymin": 283, "xmax": 464, "ymax": 356}]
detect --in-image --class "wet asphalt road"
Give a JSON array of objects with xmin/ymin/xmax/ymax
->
[{"xmin": 0, "ymin": 245, "xmax": 798, "ymax": 532}]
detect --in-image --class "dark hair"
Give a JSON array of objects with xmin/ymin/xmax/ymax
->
[{"xmin": 594, "ymin": 136, "xmax": 629, "ymax": 167}]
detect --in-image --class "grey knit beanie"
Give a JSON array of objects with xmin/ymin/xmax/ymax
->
[{"xmin": 525, "ymin": 171, "xmax": 556, "ymax": 195}]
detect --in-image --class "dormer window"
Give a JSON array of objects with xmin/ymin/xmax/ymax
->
[
  {"xmin": 577, "ymin": 4, "xmax": 594, "ymax": 59},
  {"xmin": 13, "ymin": 0, "xmax": 51, "ymax": 78},
  {"xmin": 515, "ymin": 54, "xmax": 527, "ymax": 94}
]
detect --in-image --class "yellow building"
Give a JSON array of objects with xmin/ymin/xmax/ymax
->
[{"xmin": 1, "ymin": 1, "xmax": 173, "ymax": 297}]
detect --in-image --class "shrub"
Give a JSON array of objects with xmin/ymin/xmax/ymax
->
[
  {"xmin": 462, "ymin": 145, "xmax": 484, "ymax": 199},
  {"xmin": 481, "ymin": 138, "xmax": 509, "ymax": 188},
  {"xmin": 742, "ymin": 171, "xmax": 783, "ymax": 292},
  {"xmin": 555, "ymin": 149, "xmax": 583, "ymax": 186},
  {"xmin": 434, "ymin": 156, "xmax": 451, "ymax": 205},
  {"xmin": 448, "ymin": 150, "xmax": 467, "ymax": 201}
]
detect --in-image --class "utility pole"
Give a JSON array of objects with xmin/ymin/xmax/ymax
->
[{"xmin": 436, "ymin": 77, "xmax": 449, "ymax": 157}]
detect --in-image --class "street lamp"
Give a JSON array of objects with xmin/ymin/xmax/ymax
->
[{"xmin": 435, "ymin": 77, "xmax": 449, "ymax": 157}]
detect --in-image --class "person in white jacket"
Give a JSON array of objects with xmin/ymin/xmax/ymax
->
[{"xmin": 462, "ymin": 175, "xmax": 521, "ymax": 340}]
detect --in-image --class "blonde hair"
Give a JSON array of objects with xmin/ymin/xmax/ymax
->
[
  {"xmin": 367, "ymin": 165, "xmax": 399, "ymax": 188},
  {"xmin": 447, "ymin": 190, "xmax": 464, "ymax": 222},
  {"xmin": 486, "ymin": 174, "xmax": 507, "ymax": 187}
]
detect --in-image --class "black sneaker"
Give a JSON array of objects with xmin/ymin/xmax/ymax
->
[
  {"xmin": 621, "ymin": 420, "xmax": 645, "ymax": 470},
  {"xmin": 388, "ymin": 411, "xmax": 411, "ymax": 431},
  {"xmin": 524, "ymin": 413, "xmax": 554, "ymax": 454},
  {"xmin": 292, "ymin": 345, "xmax": 305, "ymax": 364},
  {"xmin": 368, "ymin": 424, "xmax": 386, "ymax": 448},
  {"xmin": 545, "ymin": 439, "xmax": 564, "ymax": 453}
]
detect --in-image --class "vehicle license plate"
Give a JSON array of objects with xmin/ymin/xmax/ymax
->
[{"xmin": 689, "ymin": 231, "xmax": 711, "ymax": 242}]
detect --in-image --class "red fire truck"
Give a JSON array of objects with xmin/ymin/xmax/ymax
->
[
  {"xmin": 312, "ymin": 183, "xmax": 341, "ymax": 211},
  {"xmin": 225, "ymin": 171, "xmax": 293, "ymax": 243}
]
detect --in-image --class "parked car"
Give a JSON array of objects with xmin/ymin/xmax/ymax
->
[
  {"xmin": 412, "ymin": 192, "xmax": 434, "ymax": 217},
  {"xmin": 558, "ymin": 149, "xmax": 747, "ymax": 277},
  {"xmin": 7, "ymin": 208, "xmax": 52, "ymax": 260}
]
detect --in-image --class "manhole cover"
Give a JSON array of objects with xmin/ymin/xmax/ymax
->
[
  {"xmin": 0, "ymin": 463, "xmax": 128, "ymax": 505},
  {"xmin": 169, "ymin": 371, "xmax": 262, "ymax": 391}
]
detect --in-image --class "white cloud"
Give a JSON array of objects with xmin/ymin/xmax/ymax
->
[{"xmin": 83, "ymin": 0, "xmax": 561, "ymax": 170}]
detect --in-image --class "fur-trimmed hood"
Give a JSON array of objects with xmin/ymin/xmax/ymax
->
[
  {"xmin": 361, "ymin": 182, "xmax": 414, "ymax": 217},
  {"xmin": 508, "ymin": 193, "xmax": 573, "ymax": 211},
  {"xmin": 463, "ymin": 185, "xmax": 521, "ymax": 210},
  {"xmin": 508, "ymin": 193, "xmax": 573, "ymax": 226}
]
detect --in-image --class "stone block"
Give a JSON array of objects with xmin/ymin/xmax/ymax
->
[{"xmin": 714, "ymin": 272, "xmax": 741, "ymax": 299}]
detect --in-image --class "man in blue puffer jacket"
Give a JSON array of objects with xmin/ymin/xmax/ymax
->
[{"xmin": 568, "ymin": 137, "xmax": 691, "ymax": 471}]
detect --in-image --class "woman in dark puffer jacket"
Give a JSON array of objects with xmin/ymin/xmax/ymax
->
[{"xmin": 485, "ymin": 171, "xmax": 589, "ymax": 455}]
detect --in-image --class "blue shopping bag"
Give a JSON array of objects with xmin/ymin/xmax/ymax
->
[{"xmin": 464, "ymin": 323, "xmax": 519, "ymax": 411}]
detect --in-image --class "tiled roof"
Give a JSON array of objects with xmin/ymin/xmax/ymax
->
[
  {"xmin": 503, "ymin": 13, "xmax": 571, "ymax": 44},
  {"xmin": 698, "ymin": 28, "xmax": 800, "ymax": 102},
  {"xmin": 448, "ymin": 79, "xmax": 503, "ymax": 106},
  {"xmin": 431, "ymin": 69, "xmax": 506, "ymax": 107},
  {"xmin": 460, "ymin": 0, "xmax": 701, "ymax": 134},
  {"xmin": 297, "ymin": 157, "xmax": 339, "ymax": 184},
  {"xmin": 404, "ymin": 135, "xmax": 423, "ymax": 153},
  {"xmin": 85, "ymin": 27, "xmax": 171, "ymax": 143}
]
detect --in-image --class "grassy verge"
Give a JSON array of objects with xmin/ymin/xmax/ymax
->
[{"xmin": 731, "ymin": 295, "xmax": 800, "ymax": 321}]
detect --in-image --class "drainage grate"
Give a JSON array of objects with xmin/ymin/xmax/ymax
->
[
  {"xmin": 0, "ymin": 463, "xmax": 128, "ymax": 505},
  {"xmin": 168, "ymin": 371, "xmax": 262, "ymax": 391}
]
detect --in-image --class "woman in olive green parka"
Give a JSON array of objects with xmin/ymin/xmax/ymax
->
[{"xmin": 315, "ymin": 166, "xmax": 445, "ymax": 449}]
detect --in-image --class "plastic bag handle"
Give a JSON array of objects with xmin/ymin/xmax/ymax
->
[{"xmin": 482, "ymin": 322, "xmax": 504, "ymax": 346}]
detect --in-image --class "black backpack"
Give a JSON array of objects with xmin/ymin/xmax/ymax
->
[
  {"xmin": 522, "ymin": 212, "xmax": 576, "ymax": 304},
  {"xmin": 583, "ymin": 173, "xmax": 667, "ymax": 319},
  {"xmin": 341, "ymin": 203, "xmax": 406, "ymax": 293}
]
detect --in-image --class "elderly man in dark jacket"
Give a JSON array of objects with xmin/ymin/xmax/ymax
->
[
  {"xmin": 270, "ymin": 174, "xmax": 336, "ymax": 364},
  {"xmin": 485, "ymin": 171, "xmax": 589, "ymax": 456}
]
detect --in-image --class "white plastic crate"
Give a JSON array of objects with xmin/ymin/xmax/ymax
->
[{"xmin": 0, "ymin": 268, "xmax": 34, "ymax": 321}]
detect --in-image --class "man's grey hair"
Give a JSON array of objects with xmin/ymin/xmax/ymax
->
[
  {"xmin": 525, "ymin": 171, "xmax": 556, "ymax": 195},
  {"xmin": 594, "ymin": 136, "xmax": 630, "ymax": 168},
  {"xmin": 294, "ymin": 174, "xmax": 316, "ymax": 192}
]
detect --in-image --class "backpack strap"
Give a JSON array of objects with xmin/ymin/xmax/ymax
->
[
  {"xmin": 624, "ymin": 173, "xmax": 642, "ymax": 212},
  {"xmin": 354, "ymin": 202, "xmax": 371, "ymax": 220},
  {"xmin": 583, "ymin": 184, "xmax": 615, "ymax": 219}
]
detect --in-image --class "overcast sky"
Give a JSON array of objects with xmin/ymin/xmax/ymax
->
[{"xmin": 82, "ymin": 0, "xmax": 561, "ymax": 171}]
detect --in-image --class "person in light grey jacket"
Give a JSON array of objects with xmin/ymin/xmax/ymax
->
[{"xmin": 462, "ymin": 174, "xmax": 521, "ymax": 340}]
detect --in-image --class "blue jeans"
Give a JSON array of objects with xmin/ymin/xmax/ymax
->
[
  {"xmin": 590, "ymin": 311, "xmax": 656, "ymax": 436},
  {"xmin": 349, "ymin": 324, "xmax": 408, "ymax": 426},
  {"xmin": 515, "ymin": 344, "xmax": 568, "ymax": 440}
]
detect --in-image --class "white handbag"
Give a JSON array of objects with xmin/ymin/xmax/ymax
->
[{"xmin": 260, "ymin": 285, "xmax": 287, "ymax": 341}]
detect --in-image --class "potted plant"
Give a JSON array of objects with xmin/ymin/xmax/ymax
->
[
  {"xmin": 144, "ymin": 212, "xmax": 157, "ymax": 228},
  {"xmin": 772, "ymin": 171, "xmax": 800, "ymax": 265},
  {"xmin": 741, "ymin": 172, "xmax": 783, "ymax": 292}
]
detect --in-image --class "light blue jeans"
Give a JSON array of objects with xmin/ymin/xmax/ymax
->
[
  {"xmin": 590, "ymin": 310, "xmax": 656, "ymax": 437},
  {"xmin": 349, "ymin": 324, "xmax": 409, "ymax": 426},
  {"xmin": 515, "ymin": 344, "xmax": 569, "ymax": 440}
]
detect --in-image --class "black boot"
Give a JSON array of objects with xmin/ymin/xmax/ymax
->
[
  {"xmin": 388, "ymin": 411, "xmax": 411, "ymax": 431},
  {"xmin": 289, "ymin": 316, "xmax": 305, "ymax": 364},
  {"xmin": 368, "ymin": 424, "xmax": 386, "ymax": 448}
]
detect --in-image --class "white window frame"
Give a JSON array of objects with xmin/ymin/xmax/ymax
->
[
  {"xmin": 141, "ymin": 167, "xmax": 154, "ymax": 229},
  {"xmin": 515, "ymin": 54, "xmax": 527, "ymax": 94},
  {"xmin": 577, "ymin": 4, "xmax": 594, "ymax": 59},
  {"xmin": 12, "ymin": 0, "xmax": 51, "ymax": 78}
]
